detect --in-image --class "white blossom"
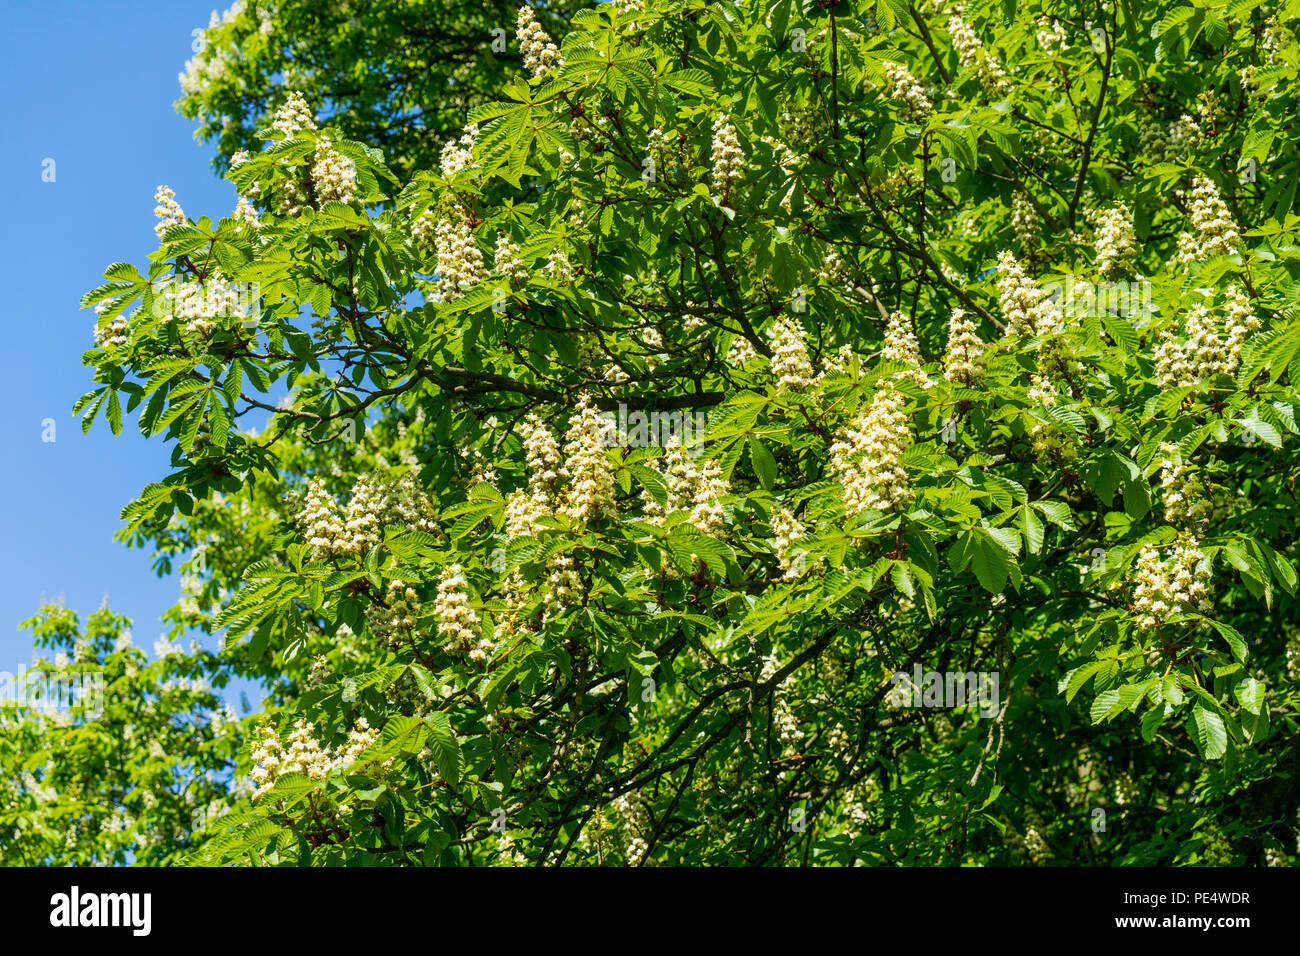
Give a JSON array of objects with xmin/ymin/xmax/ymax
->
[
  {"xmin": 271, "ymin": 90, "xmax": 316, "ymax": 139},
  {"xmin": 769, "ymin": 317, "xmax": 816, "ymax": 391},
  {"xmin": 830, "ymin": 384, "xmax": 913, "ymax": 514},
  {"xmin": 435, "ymin": 564, "xmax": 480, "ymax": 652},
  {"xmin": 559, "ymin": 395, "xmax": 617, "ymax": 524},
  {"xmin": 710, "ymin": 116, "xmax": 745, "ymax": 194},
  {"xmin": 153, "ymin": 186, "xmax": 185, "ymax": 240},
  {"xmin": 943, "ymin": 307, "xmax": 985, "ymax": 385},
  {"xmin": 518, "ymin": 6, "xmax": 563, "ymax": 79}
]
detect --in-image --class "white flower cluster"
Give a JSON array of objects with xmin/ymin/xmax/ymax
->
[
  {"xmin": 545, "ymin": 248, "xmax": 575, "ymax": 285},
  {"xmin": 1131, "ymin": 541, "xmax": 1212, "ymax": 630},
  {"xmin": 178, "ymin": 7, "xmax": 245, "ymax": 96},
  {"xmin": 339, "ymin": 474, "xmax": 390, "ymax": 558},
  {"xmin": 710, "ymin": 116, "xmax": 744, "ymax": 194},
  {"xmin": 504, "ymin": 413, "xmax": 561, "ymax": 537},
  {"xmin": 368, "ymin": 578, "xmax": 422, "ymax": 649},
  {"xmin": 883, "ymin": 310, "xmax": 931, "ymax": 386},
  {"xmin": 93, "ymin": 302, "xmax": 129, "ymax": 349},
  {"xmin": 170, "ymin": 272, "xmax": 244, "ymax": 337},
  {"xmin": 1155, "ymin": 289, "xmax": 1259, "ymax": 386},
  {"xmin": 727, "ymin": 335, "xmax": 761, "ymax": 369},
  {"xmin": 440, "ymin": 124, "xmax": 479, "ymax": 178},
  {"xmin": 1113, "ymin": 771, "xmax": 1138, "ymax": 806},
  {"xmin": 1092, "ymin": 202, "xmax": 1138, "ymax": 277},
  {"xmin": 759, "ymin": 654, "xmax": 803, "ymax": 753},
  {"xmin": 1222, "ymin": 286, "xmax": 1261, "ymax": 364},
  {"xmin": 161, "ymin": 675, "xmax": 211, "ymax": 694},
  {"xmin": 1239, "ymin": 62, "xmax": 1269, "ymax": 103},
  {"xmin": 1022, "ymin": 826, "xmax": 1050, "ymax": 864},
  {"xmin": 948, "ymin": 14, "xmax": 1008, "ymax": 93},
  {"xmin": 249, "ymin": 717, "xmax": 381, "ymax": 800},
  {"xmin": 1012, "ymin": 193, "xmax": 1039, "ymax": 252},
  {"xmin": 179, "ymin": 41, "xmax": 225, "ymax": 97},
  {"xmin": 518, "ymin": 5, "xmax": 563, "ymax": 79},
  {"xmin": 435, "ymin": 564, "xmax": 481, "ymax": 653},
  {"xmin": 271, "ymin": 90, "xmax": 317, "ymax": 139},
  {"xmin": 411, "ymin": 209, "xmax": 437, "ymax": 249},
  {"xmin": 435, "ymin": 213, "xmax": 485, "ymax": 298},
  {"xmin": 1196, "ymin": 90, "xmax": 1222, "ymax": 128},
  {"xmin": 233, "ymin": 195, "xmax": 261, "ymax": 228},
  {"xmin": 1036, "ymin": 18, "xmax": 1067, "ymax": 51},
  {"xmin": 641, "ymin": 444, "xmax": 730, "ymax": 536},
  {"xmin": 830, "ymin": 384, "xmax": 913, "ymax": 514},
  {"xmin": 278, "ymin": 178, "xmax": 309, "ymax": 218},
  {"xmin": 312, "ymin": 137, "xmax": 357, "ymax": 205},
  {"xmin": 298, "ymin": 478, "xmax": 346, "ymax": 559},
  {"xmin": 1178, "ymin": 301, "xmax": 1234, "ymax": 379},
  {"xmin": 494, "ymin": 235, "xmax": 529, "ymax": 283},
  {"xmin": 995, "ymin": 250, "xmax": 1041, "ymax": 335},
  {"xmin": 504, "ymin": 486, "xmax": 549, "ymax": 538},
  {"xmin": 307, "ymin": 655, "xmax": 330, "ymax": 689},
  {"xmin": 770, "ymin": 506, "xmax": 807, "ymax": 579},
  {"xmin": 1176, "ymin": 176, "xmax": 1239, "ymax": 263},
  {"xmin": 520, "ymin": 412, "xmax": 562, "ymax": 485},
  {"xmin": 1157, "ymin": 443, "xmax": 1211, "ymax": 532},
  {"xmin": 1027, "ymin": 372, "xmax": 1057, "ymax": 408},
  {"xmin": 559, "ymin": 395, "xmax": 617, "ymax": 524},
  {"xmin": 296, "ymin": 473, "xmax": 438, "ymax": 561},
  {"xmin": 943, "ymin": 307, "xmax": 985, "ymax": 385},
  {"xmin": 817, "ymin": 247, "xmax": 853, "ymax": 284},
  {"xmin": 610, "ymin": 790, "xmax": 652, "ymax": 864},
  {"xmin": 881, "ymin": 61, "xmax": 932, "ymax": 118},
  {"xmin": 769, "ymin": 316, "xmax": 816, "ymax": 391},
  {"xmin": 995, "ymin": 251, "xmax": 1059, "ymax": 336},
  {"xmin": 153, "ymin": 185, "xmax": 185, "ymax": 240},
  {"xmin": 647, "ymin": 125, "xmax": 694, "ymax": 183},
  {"xmin": 1263, "ymin": 16, "xmax": 1291, "ymax": 58},
  {"xmin": 544, "ymin": 552, "xmax": 583, "ymax": 621},
  {"xmin": 1166, "ymin": 113, "xmax": 1201, "ymax": 160}
]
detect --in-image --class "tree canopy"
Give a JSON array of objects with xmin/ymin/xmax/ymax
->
[{"xmin": 7, "ymin": 0, "xmax": 1300, "ymax": 866}]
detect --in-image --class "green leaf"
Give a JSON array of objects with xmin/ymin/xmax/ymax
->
[
  {"xmin": 1209, "ymin": 620, "xmax": 1247, "ymax": 663},
  {"xmin": 1090, "ymin": 689, "xmax": 1121, "ymax": 724},
  {"xmin": 1032, "ymin": 500, "xmax": 1077, "ymax": 531},
  {"xmin": 969, "ymin": 531, "xmax": 1012, "ymax": 593},
  {"xmin": 1061, "ymin": 660, "xmax": 1104, "ymax": 703},
  {"xmin": 1188, "ymin": 703, "xmax": 1228, "ymax": 759},
  {"xmin": 1234, "ymin": 677, "xmax": 1263, "ymax": 716},
  {"xmin": 749, "ymin": 436, "xmax": 777, "ymax": 490},
  {"xmin": 425, "ymin": 712, "xmax": 462, "ymax": 788},
  {"xmin": 1140, "ymin": 702, "xmax": 1171, "ymax": 742}
]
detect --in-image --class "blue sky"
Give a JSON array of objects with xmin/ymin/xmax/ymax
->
[{"xmin": 0, "ymin": 2, "xmax": 243, "ymax": 665}]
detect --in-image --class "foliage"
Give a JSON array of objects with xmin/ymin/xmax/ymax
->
[
  {"xmin": 0, "ymin": 607, "xmax": 243, "ymax": 865},
  {"xmin": 15, "ymin": 0, "xmax": 1300, "ymax": 865},
  {"xmin": 177, "ymin": 0, "xmax": 589, "ymax": 177}
]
